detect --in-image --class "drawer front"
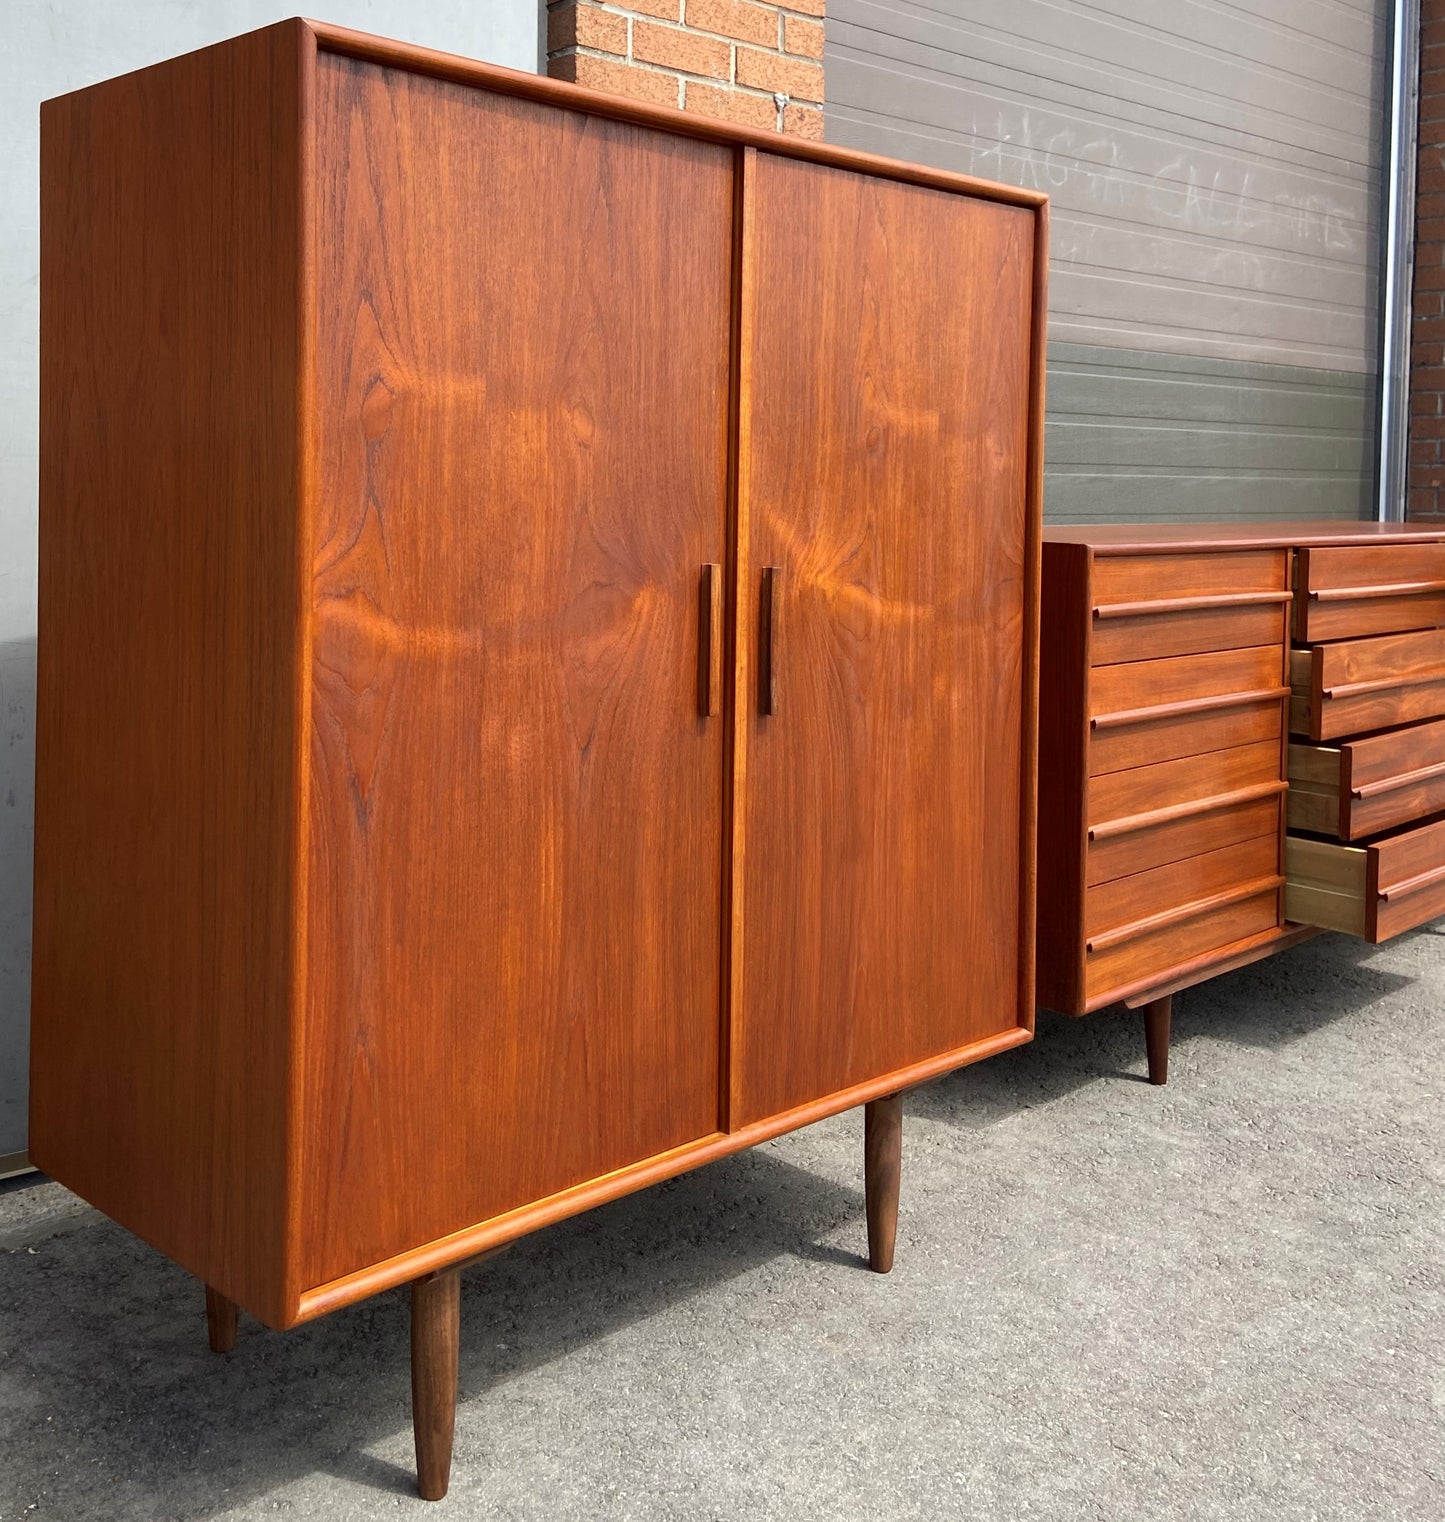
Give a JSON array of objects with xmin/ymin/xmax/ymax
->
[
  {"xmin": 1092, "ymin": 601, "xmax": 1287, "ymax": 667},
  {"xmin": 1091, "ymin": 644, "xmax": 1287, "ymax": 728},
  {"xmin": 1286, "ymin": 817, "xmax": 1445, "ymax": 942},
  {"xmin": 1091, "ymin": 694, "xmax": 1281, "ymax": 777},
  {"xmin": 1291, "ymin": 718, "xmax": 1445, "ymax": 840},
  {"xmin": 1087, "ymin": 796, "xmax": 1280, "ymax": 888},
  {"xmin": 1295, "ymin": 543, "xmax": 1445, "ymax": 643},
  {"xmin": 1089, "ymin": 740, "xmax": 1283, "ymax": 837},
  {"xmin": 1086, "ymin": 833, "xmax": 1281, "ymax": 947},
  {"xmin": 1370, "ymin": 816, "xmax": 1445, "ymax": 940},
  {"xmin": 1084, "ymin": 885, "xmax": 1280, "ymax": 1004},
  {"xmin": 1093, "ymin": 550, "xmax": 1287, "ymax": 606},
  {"xmin": 1292, "ymin": 629, "xmax": 1445, "ymax": 741}
]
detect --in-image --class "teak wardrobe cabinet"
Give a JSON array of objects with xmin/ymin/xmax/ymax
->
[{"xmin": 31, "ymin": 19, "xmax": 1048, "ymax": 1500}]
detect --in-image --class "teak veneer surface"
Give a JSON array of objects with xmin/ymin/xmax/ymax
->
[
  {"xmin": 32, "ymin": 18, "xmax": 1047, "ymax": 1329},
  {"xmin": 732, "ymin": 153, "xmax": 1039, "ymax": 1125},
  {"xmin": 32, "ymin": 23, "xmax": 306, "ymax": 1329}
]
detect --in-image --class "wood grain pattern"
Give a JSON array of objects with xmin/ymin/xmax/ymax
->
[
  {"xmin": 732, "ymin": 152, "xmax": 1037, "ymax": 1123},
  {"xmin": 1297, "ymin": 628, "xmax": 1445, "ymax": 740},
  {"xmin": 308, "ymin": 21, "xmax": 1046, "ymax": 213},
  {"xmin": 1084, "ymin": 887, "xmax": 1278, "ymax": 1001},
  {"xmin": 1090, "ymin": 602, "xmax": 1287, "ymax": 666},
  {"xmin": 1088, "ymin": 741, "xmax": 1283, "ymax": 834},
  {"xmin": 1093, "ymin": 550, "xmax": 1287, "ymax": 605},
  {"xmin": 1295, "ymin": 543, "xmax": 1445, "ymax": 641},
  {"xmin": 206, "ymin": 1287, "xmax": 240, "ymax": 1355},
  {"xmin": 1090, "ymin": 698, "xmax": 1282, "ymax": 776},
  {"xmin": 301, "ymin": 57, "xmax": 734, "ymax": 1289},
  {"xmin": 30, "ymin": 19, "xmax": 309, "ymax": 1330},
  {"xmin": 1370, "ymin": 818, "xmax": 1445, "ymax": 939},
  {"xmin": 1091, "ymin": 645, "xmax": 1284, "ymax": 723},
  {"xmin": 1086, "ymin": 797, "xmax": 1282, "ymax": 887}
]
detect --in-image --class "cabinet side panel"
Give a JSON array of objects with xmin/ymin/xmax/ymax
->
[
  {"xmin": 31, "ymin": 23, "xmax": 306, "ymax": 1328},
  {"xmin": 734, "ymin": 159, "xmax": 1035, "ymax": 1123},
  {"xmin": 301, "ymin": 58, "xmax": 732, "ymax": 1290},
  {"xmin": 1036, "ymin": 543, "xmax": 1090, "ymax": 1014}
]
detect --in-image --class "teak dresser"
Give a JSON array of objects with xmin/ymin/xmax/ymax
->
[
  {"xmin": 1037, "ymin": 521, "xmax": 1445, "ymax": 1084},
  {"xmin": 30, "ymin": 19, "xmax": 1048, "ymax": 1500}
]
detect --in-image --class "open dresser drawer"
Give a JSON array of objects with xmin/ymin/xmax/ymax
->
[
  {"xmin": 1287, "ymin": 716, "xmax": 1445, "ymax": 841},
  {"xmin": 1286, "ymin": 818, "xmax": 1445, "ymax": 942}
]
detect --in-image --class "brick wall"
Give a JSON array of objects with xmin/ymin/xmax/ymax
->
[
  {"xmin": 1411, "ymin": 2, "xmax": 1445, "ymax": 519},
  {"xmin": 546, "ymin": 1, "xmax": 824, "ymax": 138}
]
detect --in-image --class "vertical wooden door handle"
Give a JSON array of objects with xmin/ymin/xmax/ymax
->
[
  {"xmin": 760, "ymin": 566, "xmax": 779, "ymax": 716},
  {"xmin": 698, "ymin": 563, "xmax": 722, "ymax": 717}
]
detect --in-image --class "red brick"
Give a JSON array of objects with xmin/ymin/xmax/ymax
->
[
  {"xmin": 550, "ymin": 51, "xmax": 682, "ymax": 107},
  {"xmin": 782, "ymin": 102, "xmax": 823, "ymax": 138},
  {"xmin": 613, "ymin": 0, "xmax": 682, "ymax": 18},
  {"xmin": 548, "ymin": 3, "xmax": 629, "ymax": 55},
  {"xmin": 1416, "ymin": 262, "xmax": 1445, "ymax": 290},
  {"xmin": 1413, "ymin": 342, "xmax": 1445, "ymax": 368},
  {"xmin": 632, "ymin": 19, "xmax": 731, "ymax": 78},
  {"xmin": 783, "ymin": 0, "xmax": 825, "ymax": 14},
  {"xmin": 1416, "ymin": 166, "xmax": 1445, "ymax": 193},
  {"xmin": 736, "ymin": 46, "xmax": 824, "ymax": 100},
  {"xmin": 1420, "ymin": 116, "xmax": 1445, "ymax": 147},
  {"xmin": 1420, "ymin": 195, "xmax": 1445, "ymax": 220},
  {"xmin": 1411, "ymin": 416, "xmax": 1445, "ymax": 438},
  {"xmin": 685, "ymin": 0, "xmax": 778, "ymax": 47},
  {"xmin": 1410, "ymin": 439, "xmax": 1441, "ymax": 465},
  {"xmin": 783, "ymin": 15, "xmax": 824, "ymax": 57},
  {"xmin": 1409, "ymin": 488, "xmax": 1442, "ymax": 515},
  {"xmin": 1418, "ymin": 218, "xmax": 1445, "ymax": 244},
  {"xmin": 683, "ymin": 79, "xmax": 779, "ymax": 129},
  {"xmin": 1411, "ymin": 388, "xmax": 1443, "ymax": 417}
]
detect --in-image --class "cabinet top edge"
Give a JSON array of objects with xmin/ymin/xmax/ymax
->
[
  {"xmin": 1044, "ymin": 522, "xmax": 1445, "ymax": 553},
  {"xmin": 306, "ymin": 20, "xmax": 1047, "ymax": 209}
]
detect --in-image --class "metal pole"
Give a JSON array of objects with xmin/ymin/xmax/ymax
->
[{"xmin": 1378, "ymin": 0, "xmax": 1421, "ymax": 521}]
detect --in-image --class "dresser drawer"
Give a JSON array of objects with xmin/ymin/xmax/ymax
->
[
  {"xmin": 1093, "ymin": 550, "xmax": 1287, "ymax": 607},
  {"xmin": 1287, "ymin": 716, "xmax": 1445, "ymax": 841},
  {"xmin": 1092, "ymin": 599, "xmax": 1288, "ymax": 667},
  {"xmin": 1290, "ymin": 629, "xmax": 1445, "ymax": 740},
  {"xmin": 1084, "ymin": 882, "xmax": 1280, "ymax": 1004},
  {"xmin": 1089, "ymin": 740, "xmax": 1283, "ymax": 839},
  {"xmin": 1090, "ymin": 693, "xmax": 1282, "ymax": 777},
  {"xmin": 1086, "ymin": 833, "xmax": 1281, "ymax": 948},
  {"xmin": 1092, "ymin": 645, "xmax": 1287, "ymax": 730},
  {"xmin": 1294, "ymin": 543, "xmax": 1445, "ymax": 643},
  {"xmin": 1285, "ymin": 817, "xmax": 1445, "ymax": 941},
  {"xmin": 1087, "ymin": 794, "xmax": 1281, "ymax": 887}
]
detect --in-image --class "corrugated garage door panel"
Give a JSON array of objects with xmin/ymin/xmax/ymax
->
[{"xmin": 827, "ymin": 0, "xmax": 1388, "ymax": 521}]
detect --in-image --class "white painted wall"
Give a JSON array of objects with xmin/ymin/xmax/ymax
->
[{"xmin": 0, "ymin": 2, "xmax": 541, "ymax": 1161}]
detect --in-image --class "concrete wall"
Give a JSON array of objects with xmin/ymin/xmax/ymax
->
[
  {"xmin": 825, "ymin": 0, "xmax": 1391, "ymax": 523},
  {"xmin": 0, "ymin": 2, "xmax": 541, "ymax": 1163}
]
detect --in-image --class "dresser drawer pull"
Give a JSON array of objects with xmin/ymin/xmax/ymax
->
[
  {"xmin": 1379, "ymin": 862, "xmax": 1445, "ymax": 903},
  {"xmin": 1086, "ymin": 875, "xmax": 1283, "ymax": 953},
  {"xmin": 759, "ymin": 566, "xmax": 779, "ymax": 716},
  {"xmin": 1088, "ymin": 780, "xmax": 1287, "ymax": 841},
  {"xmin": 1092, "ymin": 685, "xmax": 1289, "ymax": 731},
  {"xmin": 1093, "ymin": 591, "xmax": 1291, "ymax": 619},
  {"xmin": 1309, "ymin": 579, "xmax": 1445, "ymax": 602},
  {"xmin": 1321, "ymin": 671, "xmax": 1445, "ymax": 701},
  {"xmin": 1351, "ymin": 758, "xmax": 1445, "ymax": 798},
  {"xmin": 698, "ymin": 563, "xmax": 722, "ymax": 718}
]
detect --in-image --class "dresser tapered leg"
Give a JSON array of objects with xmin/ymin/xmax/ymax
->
[
  {"xmin": 205, "ymin": 1285, "xmax": 238, "ymax": 1354},
  {"xmin": 1143, "ymin": 994, "xmax": 1172, "ymax": 1086},
  {"xmin": 864, "ymin": 1093, "xmax": 903, "ymax": 1274},
  {"xmin": 411, "ymin": 1267, "xmax": 461, "ymax": 1502}
]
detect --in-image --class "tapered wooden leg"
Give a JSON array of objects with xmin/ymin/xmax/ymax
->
[
  {"xmin": 205, "ymin": 1285, "xmax": 238, "ymax": 1354},
  {"xmin": 864, "ymin": 1092, "xmax": 903, "ymax": 1274},
  {"xmin": 411, "ymin": 1267, "xmax": 461, "ymax": 1502},
  {"xmin": 1143, "ymin": 994, "xmax": 1172, "ymax": 1086}
]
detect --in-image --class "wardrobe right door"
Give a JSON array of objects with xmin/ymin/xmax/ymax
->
[{"xmin": 731, "ymin": 151, "xmax": 1039, "ymax": 1126}]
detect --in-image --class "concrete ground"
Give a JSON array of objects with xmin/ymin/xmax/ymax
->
[{"xmin": 1, "ymin": 929, "xmax": 1442, "ymax": 1522}]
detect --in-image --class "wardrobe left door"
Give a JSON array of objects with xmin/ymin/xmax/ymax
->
[{"xmin": 302, "ymin": 57, "xmax": 736, "ymax": 1291}]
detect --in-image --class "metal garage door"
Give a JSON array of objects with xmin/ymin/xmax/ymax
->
[{"xmin": 826, "ymin": 1, "xmax": 1390, "ymax": 522}]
